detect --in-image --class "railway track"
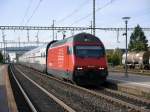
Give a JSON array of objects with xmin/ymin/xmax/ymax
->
[
  {"xmin": 13, "ymin": 64, "xmax": 150, "ymax": 112},
  {"xmin": 92, "ymin": 87, "xmax": 150, "ymax": 109},
  {"xmin": 9, "ymin": 64, "xmax": 75, "ymax": 112}
]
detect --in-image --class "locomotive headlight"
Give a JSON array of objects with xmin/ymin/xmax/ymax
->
[
  {"xmin": 76, "ymin": 67, "xmax": 83, "ymax": 70},
  {"xmin": 99, "ymin": 67, "xmax": 104, "ymax": 70}
]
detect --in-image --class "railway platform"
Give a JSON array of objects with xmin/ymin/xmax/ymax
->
[
  {"xmin": 108, "ymin": 72, "xmax": 150, "ymax": 98},
  {"xmin": 0, "ymin": 64, "xmax": 18, "ymax": 112}
]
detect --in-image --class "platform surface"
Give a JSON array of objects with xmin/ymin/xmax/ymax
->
[
  {"xmin": 107, "ymin": 72, "xmax": 150, "ymax": 97},
  {"xmin": 0, "ymin": 64, "xmax": 18, "ymax": 112},
  {"xmin": 108, "ymin": 72, "xmax": 150, "ymax": 87},
  {"xmin": 0, "ymin": 65, "xmax": 9, "ymax": 112}
]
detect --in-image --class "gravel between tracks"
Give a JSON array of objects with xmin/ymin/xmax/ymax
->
[{"xmin": 15, "ymin": 64, "xmax": 131, "ymax": 112}]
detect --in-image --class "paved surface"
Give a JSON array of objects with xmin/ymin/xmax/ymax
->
[
  {"xmin": 0, "ymin": 65, "xmax": 9, "ymax": 112},
  {"xmin": 108, "ymin": 72, "xmax": 150, "ymax": 87},
  {"xmin": 0, "ymin": 64, "xmax": 18, "ymax": 112},
  {"xmin": 108, "ymin": 72, "xmax": 150, "ymax": 96}
]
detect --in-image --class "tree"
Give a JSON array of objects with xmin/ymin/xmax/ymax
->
[
  {"xmin": 128, "ymin": 25, "xmax": 148, "ymax": 51},
  {"xmin": 0, "ymin": 52, "xmax": 3, "ymax": 63}
]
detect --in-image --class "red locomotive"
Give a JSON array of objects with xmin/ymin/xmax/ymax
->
[
  {"xmin": 19, "ymin": 33, "xmax": 108, "ymax": 85},
  {"xmin": 47, "ymin": 33, "xmax": 108, "ymax": 85}
]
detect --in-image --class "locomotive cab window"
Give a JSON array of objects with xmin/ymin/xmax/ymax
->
[{"xmin": 75, "ymin": 46, "xmax": 104, "ymax": 58}]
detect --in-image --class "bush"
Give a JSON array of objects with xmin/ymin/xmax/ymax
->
[{"xmin": 106, "ymin": 48, "xmax": 123, "ymax": 66}]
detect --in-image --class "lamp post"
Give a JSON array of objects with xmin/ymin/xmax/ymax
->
[{"xmin": 122, "ymin": 17, "xmax": 130, "ymax": 78}]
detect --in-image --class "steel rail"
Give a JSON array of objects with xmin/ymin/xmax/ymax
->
[
  {"xmin": 15, "ymin": 66, "xmax": 76, "ymax": 112},
  {"xmin": 17, "ymin": 64, "xmax": 150, "ymax": 112},
  {"xmin": 94, "ymin": 86, "xmax": 150, "ymax": 108},
  {"xmin": 9, "ymin": 65, "xmax": 38, "ymax": 112},
  {"xmin": 27, "ymin": 66, "xmax": 149, "ymax": 112},
  {"xmin": 105, "ymin": 87, "xmax": 149, "ymax": 104},
  {"xmin": 45, "ymin": 76, "xmax": 149, "ymax": 112}
]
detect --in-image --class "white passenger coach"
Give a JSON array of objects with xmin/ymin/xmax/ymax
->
[{"xmin": 19, "ymin": 44, "xmax": 47, "ymax": 72}]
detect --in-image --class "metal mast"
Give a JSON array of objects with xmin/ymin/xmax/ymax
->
[{"xmin": 93, "ymin": 0, "xmax": 96, "ymax": 35}]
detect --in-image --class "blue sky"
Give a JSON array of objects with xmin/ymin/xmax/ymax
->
[{"xmin": 0, "ymin": 0, "xmax": 150, "ymax": 49}]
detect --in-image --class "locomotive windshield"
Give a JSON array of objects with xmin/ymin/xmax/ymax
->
[{"xmin": 75, "ymin": 46, "xmax": 104, "ymax": 58}]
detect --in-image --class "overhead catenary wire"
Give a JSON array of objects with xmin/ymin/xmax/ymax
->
[
  {"xmin": 70, "ymin": 0, "xmax": 115, "ymax": 26},
  {"xmin": 57, "ymin": 0, "xmax": 91, "ymax": 24},
  {"xmin": 95, "ymin": 0, "xmax": 114, "ymax": 12},
  {"xmin": 70, "ymin": 13, "xmax": 91, "ymax": 26},
  {"xmin": 25, "ymin": 0, "xmax": 43, "ymax": 25},
  {"xmin": 20, "ymin": 0, "xmax": 33, "ymax": 25}
]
